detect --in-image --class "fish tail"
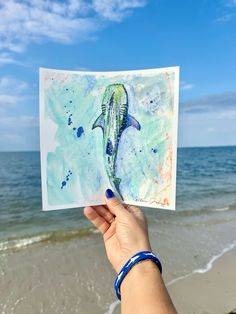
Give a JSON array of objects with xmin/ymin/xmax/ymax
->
[{"xmin": 113, "ymin": 177, "xmax": 123, "ymax": 200}]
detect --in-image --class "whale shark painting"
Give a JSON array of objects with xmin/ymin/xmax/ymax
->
[
  {"xmin": 92, "ymin": 84, "xmax": 141, "ymax": 199},
  {"xmin": 40, "ymin": 67, "xmax": 179, "ymax": 211}
]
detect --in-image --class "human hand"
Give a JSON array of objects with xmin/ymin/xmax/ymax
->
[{"xmin": 84, "ymin": 189, "xmax": 152, "ymax": 273}]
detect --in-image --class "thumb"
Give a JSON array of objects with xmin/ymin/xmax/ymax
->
[{"xmin": 105, "ymin": 189, "xmax": 129, "ymax": 218}]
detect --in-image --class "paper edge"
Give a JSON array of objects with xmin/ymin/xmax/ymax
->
[
  {"xmin": 39, "ymin": 66, "xmax": 180, "ymax": 77},
  {"xmin": 40, "ymin": 66, "xmax": 180, "ymax": 211}
]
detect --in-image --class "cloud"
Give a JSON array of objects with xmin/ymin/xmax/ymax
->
[
  {"xmin": 215, "ymin": 12, "xmax": 236, "ymax": 22},
  {"xmin": 181, "ymin": 91, "xmax": 236, "ymax": 114},
  {"xmin": 0, "ymin": 115, "xmax": 39, "ymax": 128},
  {"xmin": 0, "ymin": 76, "xmax": 38, "ymax": 150},
  {"xmin": 215, "ymin": 0, "xmax": 236, "ymax": 22},
  {"xmin": 225, "ymin": 0, "xmax": 236, "ymax": 7},
  {"xmin": 0, "ymin": 53, "xmax": 22, "ymax": 66},
  {"xmin": 0, "ymin": 76, "xmax": 28, "ymax": 110},
  {"xmin": 0, "ymin": 77, "xmax": 28, "ymax": 93},
  {"xmin": 180, "ymin": 81, "xmax": 194, "ymax": 91},
  {"xmin": 93, "ymin": 0, "xmax": 147, "ymax": 21},
  {"xmin": 0, "ymin": 0, "xmax": 147, "ymax": 56},
  {"xmin": 215, "ymin": 13, "xmax": 235, "ymax": 22}
]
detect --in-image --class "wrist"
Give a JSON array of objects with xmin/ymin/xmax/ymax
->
[
  {"xmin": 116, "ymin": 244, "xmax": 152, "ymax": 273},
  {"xmin": 114, "ymin": 251, "xmax": 162, "ymax": 300},
  {"xmin": 120, "ymin": 259, "xmax": 161, "ymax": 293}
]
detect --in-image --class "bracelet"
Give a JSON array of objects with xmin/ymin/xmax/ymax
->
[{"xmin": 114, "ymin": 251, "xmax": 162, "ymax": 300}]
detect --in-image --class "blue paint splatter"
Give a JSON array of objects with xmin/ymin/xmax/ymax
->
[
  {"xmin": 61, "ymin": 170, "xmax": 72, "ymax": 189},
  {"xmin": 152, "ymin": 148, "xmax": 158, "ymax": 154},
  {"xmin": 76, "ymin": 126, "xmax": 84, "ymax": 138},
  {"xmin": 61, "ymin": 181, "xmax": 66, "ymax": 189}
]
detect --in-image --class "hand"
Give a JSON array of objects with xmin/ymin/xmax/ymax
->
[{"xmin": 84, "ymin": 189, "xmax": 152, "ymax": 273}]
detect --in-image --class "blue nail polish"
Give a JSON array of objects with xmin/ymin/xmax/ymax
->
[{"xmin": 106, "ymin": 189, "xmax": 114, "ymax": 199}]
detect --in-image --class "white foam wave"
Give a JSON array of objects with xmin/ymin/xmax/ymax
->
[
  {"xmin": 0, "ymin": 234, "xmax": 50, "ymax": 252},
  {"xmin": 105, "ymin": 241, "xmax": 236, "ymax": 313},
  {"xmin": 104, "ymin": 300, "xmax": 120, "ymax": 314},
  {"xmin": 212, "ymin": 206, "xmax": 229, "ymax": 212},
  {"xmin": 167, "ymin": 241, "xmax": 236, "ymax": 286}
]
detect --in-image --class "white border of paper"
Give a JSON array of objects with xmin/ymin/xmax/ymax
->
[{"xmin": 40, "ymin": 66, "xmax": 179, "ymax": 211}]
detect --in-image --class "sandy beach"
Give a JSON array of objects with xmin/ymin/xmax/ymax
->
[
  {"xmin": 168, "ymin": 248, "xmax": 236, "ymax": 314},
  {"xmin": 1, "ymin": 149, "xmax": 236, "ymax": 313},
  {"xmin": 1, "ymin": 231, "xmax": 236, "ymax": 314}
]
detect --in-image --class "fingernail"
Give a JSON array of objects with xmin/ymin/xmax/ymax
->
[{"xmin": 106, "ymin": 189, "xmax": 114, "ymax": 199}]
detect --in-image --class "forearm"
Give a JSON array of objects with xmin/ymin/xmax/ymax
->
[{"xmin": 120, "ymin": 260, "xmax": 177, "ymax": 314}]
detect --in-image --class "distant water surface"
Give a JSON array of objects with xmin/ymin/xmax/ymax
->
[
  {"xmin": 0, "ymin": 147, "xmax": 236, "ymax": 314},
  {"xmin": 0, "ymin": 146, "xmax": 236, "ymax": 250}
]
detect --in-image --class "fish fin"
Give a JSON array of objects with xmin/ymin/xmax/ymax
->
[
  {"xmin": 125, "ymin": 114, "xmax": 141, "ymax": 131},
  {"xmin": 92, "ymin": 114, "xmax": 104, "ymax": 130}
]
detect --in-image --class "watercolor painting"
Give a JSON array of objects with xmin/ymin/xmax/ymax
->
[
  {"xmin": 40, "ymin": 67, "xmax": 179, "ymax": 211},
  {"xmin": 92, "ymin": 83, "xmax": 141, "ymax": 200}
]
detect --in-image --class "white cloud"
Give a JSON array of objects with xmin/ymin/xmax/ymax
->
[
  {"xmin": 181, "ymin": 91, "xmax": 236, "ymax": 114},
  {"xmin": 0, "ymin": 76, "xmax": 28, "ymax": 110},
  {"xmin": 178, "ymin": 92, "xmax": 236, "ymax": 147},
  {"xmin": 215, "ymin": 13, "xmax": 235, "ymax": 22},
  {"xmin": 0, "ymin": 115, "xmax": 39, "ymax": 128},
  {"xmin": 93, "ymin": 0, "xmax": 146, "ymax": 21},
  {"xmin": 0, "ymin": 0, "xmax": 147, "ymax": 56},
  {"xmin": 225, "ymin": 0, "xmax": 236, "ymax": 7},
  {"xmin": 215, "ymin": 0, "xmax": 236, "ymax": 22},
  {"xmin": 0, "ymin": 53, "xmax": 21, "ymax": 66},
  {"xmin": 0, "ymin": 77, "xmax": 28, "ymax": 93},
  {"xmin": 180, "ymin": 81, "xmax": 194, "ymax": 91}
]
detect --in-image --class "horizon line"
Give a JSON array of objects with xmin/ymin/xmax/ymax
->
[{"xmin": 0, "ymin": 144, "xmax": 236, "ymax": 153}]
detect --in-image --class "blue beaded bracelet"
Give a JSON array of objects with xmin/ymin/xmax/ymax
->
[{"xmin": 114, "ymin": 251, "xmax": 162, "ymax": 300}]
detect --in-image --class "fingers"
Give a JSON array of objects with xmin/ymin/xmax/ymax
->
[
  {"xmin": 125, "ymin": 204, "xmax": 145, "ymax": 221},
  {"xmin": 125, "ymin": 205, "xmax": 141, "ymax": 214},
  {"xmin": 84, "ymin": 206, "xmax": 110, "ymax": 235},
  {"xmin": 94, "ymin": 205, "xmax": 115, "ymax": 224},
  {"xmin": 105, "ymin": 189, "xmax": 129, "ymax": 218}
]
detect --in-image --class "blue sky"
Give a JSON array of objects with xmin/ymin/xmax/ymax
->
[{"xmin": 0, "ymin": 0, "xmax": 236, "ymax": 151}]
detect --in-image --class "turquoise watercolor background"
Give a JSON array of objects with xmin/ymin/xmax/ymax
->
[{"xmin": 42, "ymin": 69, "xmax": 177, "ymax": 209}]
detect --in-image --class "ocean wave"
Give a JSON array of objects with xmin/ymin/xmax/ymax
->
[
  {"xmin": 211, "ymin": 206, "xmax": 230, "ymax": 212},
  {"xmin": 167, "ymin": 240, "xmax": 236, "ymax": 286},
  {"xmin": 103, "ymin": 241, "xmax": 236, "ymax": 314},
  {"xmin": 0, "ymin": 235, "xmax": 50, "ymax": 252},
  {"xmin": 104, "ymin": 300, "xmax": 120, "ymax": 314},
  {"xmin": 0, "ymin": 227, "xmax": 96, "ymax": 253},
  {"xmin": 160, "ymin": 202, "xmax": 236, "ymax": 218}
]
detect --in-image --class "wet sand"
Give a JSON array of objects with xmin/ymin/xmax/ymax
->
[
  {"xmin": 0, "ymin": 231, "xmax": 236, "ymax": 313},
  {"xmin": 0, "ymin": 234, "xmax": 117, "ymax": 314},
  {"xmin": 168, "ymin": 248, "xmax": 236, "ymax": 314}
]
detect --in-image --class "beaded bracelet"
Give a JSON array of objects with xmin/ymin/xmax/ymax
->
[{"xmin": 114, "ymin": 251, "xmax": 162, "ymax": 300}]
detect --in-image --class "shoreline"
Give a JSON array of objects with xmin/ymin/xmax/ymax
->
[
  {"xmin": 166, "ymin": 240, "xmax": 236, "ymax": 286},
  {"xmin": 107, "ymin": 242, "xmax": 236, "ymax": 314},
  {"xmin": 168, "ymin": 247, "xmax": 236, "ymax": 314}
]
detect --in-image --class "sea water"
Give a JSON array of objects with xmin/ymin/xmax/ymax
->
[
  {"xmin": 0, "ymin": 147, "xmax": 236, "ymax": 313},
  {"xmin": 0, "ymin": 147, "xmax": 235, "ymax": 243}
]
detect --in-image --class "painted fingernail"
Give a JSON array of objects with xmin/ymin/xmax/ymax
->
[{"xmin": 106, "ymin": 189, "xmax": 114, "ymax": 199}]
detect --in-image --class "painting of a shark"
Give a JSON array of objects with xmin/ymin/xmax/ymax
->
[{"xmin": 92, "ymin": 83, "xmax": 141, "ymax": 199}]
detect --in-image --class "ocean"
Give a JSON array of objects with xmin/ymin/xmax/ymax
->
[{"xmin": 0, "ymin": 146, "xmax": 236, "ymax": 313}]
